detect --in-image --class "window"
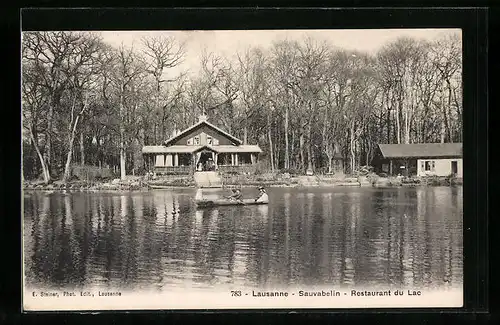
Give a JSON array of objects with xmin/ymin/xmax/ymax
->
[
  {"xmin": 422, "ymin": 160, "xmax": 436, "ymax": 172},
  {"xmin": 187, "ymin": 138, "xmax": 193, "ymax": 145},
  {"xmin": 194, "ymin": 136, "xmax": 200, "ymax": 145},
  {"xmin": 207, "ymin": 136, "xmax": 213, "ymax": 145}
]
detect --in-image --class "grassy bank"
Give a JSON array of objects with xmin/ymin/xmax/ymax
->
[
  {"xmin": 23, "ymin": 177, "xmax": 150, "ymax": 192},
  {"xmin": 220, "ymin": 173, "xmax": 298, "ymax": 188},
  {"xmin": 222, "ymin": 173, "xmax": 463, "ymax": 188},
  {"xmin": 147, "ymin": 176, "xmax": 196, "ymax": 188},
  {"xmin": 23, "ymin": 174, "xmax": 197, "ymax": 192}
]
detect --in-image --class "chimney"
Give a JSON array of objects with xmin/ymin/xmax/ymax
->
[{"xmin": 198, "ymin": 114, "xmax": 208, "ymax": 122}]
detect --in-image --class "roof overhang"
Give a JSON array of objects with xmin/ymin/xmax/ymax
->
[{"xmin": 142, "ymin": 144, "xmax": 263, "ymax": 154}]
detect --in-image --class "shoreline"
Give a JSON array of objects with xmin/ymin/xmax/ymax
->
[
  {"xmin": 22, "ymin": 174, "xmax": 462, "ymax": 192},
  {"xmin": 22, "ymin": 181, "xmax": 463, "ymax": 193}
]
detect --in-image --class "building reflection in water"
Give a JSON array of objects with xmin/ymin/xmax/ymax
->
[{"xmin": 24, "ymin": 186, "xmax": 463, "ymax": 291}]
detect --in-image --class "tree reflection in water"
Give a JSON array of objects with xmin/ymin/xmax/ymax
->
[{"xmin": 24, "ymin": 187, "xmax": 463, "ymax": 291}]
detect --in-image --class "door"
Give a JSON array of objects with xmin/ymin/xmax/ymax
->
[
  {"xmin": 196, "ymin": 151, "xmax": 216, "ymax": 171},
  {"xmin": 451, "ymin": 161, "xmax": 458, "ymax": 175}
]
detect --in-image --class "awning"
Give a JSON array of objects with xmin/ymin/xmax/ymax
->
[
  {"xmin": 142, "ymin": 144, "xmax": 263, "ymax": 154},
  {"xmin": 142, "ymin": 145, "xmax": 202, "ymax": 154}
]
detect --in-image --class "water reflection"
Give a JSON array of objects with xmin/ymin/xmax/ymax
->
[{"xmin": 24, "ymin": 187, "xmax": 463, "ymax": 291}]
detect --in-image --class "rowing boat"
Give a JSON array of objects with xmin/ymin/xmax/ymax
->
[{"xmin": 195, "ymin": 199, "xmax": 269, "ymax": 208}]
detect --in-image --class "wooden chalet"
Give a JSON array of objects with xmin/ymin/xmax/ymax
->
[{"xmin": 142, "ymin": 115, "xmax": 262, "ymax": 175}]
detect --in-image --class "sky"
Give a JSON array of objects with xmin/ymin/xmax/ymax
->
[{"xmin": 98, "ymin": 29, "xmax": 461, "ymax": 78}]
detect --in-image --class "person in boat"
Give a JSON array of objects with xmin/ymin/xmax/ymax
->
[
  {"xmin": 227, "ymin": 188, "xmax": 243, "ymax": 202},
  {"xmin": 254, "ymin": 186, "xmax": 269, "ymax": 203}
]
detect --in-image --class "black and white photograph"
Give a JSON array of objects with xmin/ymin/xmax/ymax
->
[{"xmin": 22, "ymin": 28, "xmax": 463, "ymax": 310}]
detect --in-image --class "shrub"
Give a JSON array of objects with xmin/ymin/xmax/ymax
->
[{"xmin": 353, "ymin": 165, "xmax": 374, "ymax": 176}]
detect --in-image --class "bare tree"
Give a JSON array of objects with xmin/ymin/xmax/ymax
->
[
  {"xmin": 200, "ymin": 51, "xmax": 239, "ymax": 134},
  {"xmin": 268, "ymin": 40, "xmax": 300, "ymax": 169},
  {"xmin": 141, "ymin": 36, "xmax": 186, "ymax": 142},
  {"xmin": 111, "ymin": 44, "xmax": 145, "ymax": 180}
]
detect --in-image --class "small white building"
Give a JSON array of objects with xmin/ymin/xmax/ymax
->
[{"xmin": 375, "ymin": 143, "xmax": 462, "ymax": 177}]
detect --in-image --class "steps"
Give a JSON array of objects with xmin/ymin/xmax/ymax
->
[{"xmin": 193, "ymin": 171, "xmax": 222, "ymax": 188}]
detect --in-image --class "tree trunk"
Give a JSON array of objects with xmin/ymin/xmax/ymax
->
[
  {"xmin": 45, "ymin": 101, "xmax": 55, "ymax": 176},
  {"xmin": 440, "ymin": 96, "xmax": 446, "ymax": 143},
  {"xmin": 446, "ymin": 85, "xmax": 453, "ymax": 142},
  {"xmin": 119, "ymin": 91, "xmax": 127, "ymax": 180},
  {"xmin": 63, "ymin": 115, "xmax": 82, "ymax": 182},
  {"xmin": 63, "ymin": 144, "xmax": 74, "ymax": 182},
  {"xmin": 350, "ymin": 124, "xmax": 356, "ymax": 174},
  {"xmin": 80, "ymin": 131, "xmax": 85, "ymax": 165},
  {"xmin": 299, "ymin": 132, "xmax": 305, "ymax": 172},
  {"xmin": 404, "ymin": 108, "xmax": 410, "ymax": 144},
  {"xmin": 396, "ymin": 99, "xmax": 402, "ymax": 144},
  {"xmin": 366, "ymin": 139, "xmax": 372, "ymax": 166},
  {"xmin": 161, "ymin": 114, "xmax": 166, "ymax": 142},
  {"xmin": 386, "ymin": 105, "xmax": 391, "ymax": 144},
  {"xmin": 275, "ymin": 126, "xmax": 280, "ymax": 169},
  {"xmin": 243, "ymin": 125, "xmax": 248, "ymax": 145},
  {"xmin": 153, "ymin": 124, "xmax": 157, "ymax": 144},
  {"xmin": 306, "ymin": 122, "xmax": 313, "ymax": 173},
  {"xmin": 284, "ymin": 105, "xmax": 290, "ymax": 169},
  {"xmin": 28, "ymin": 126, "xmax": 50, "ymax": 184},
  {"xmin": 267, "ymin": 113, "xmax": 274, "ymax": 172}
]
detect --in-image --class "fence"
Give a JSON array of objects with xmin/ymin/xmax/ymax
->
[
  {"xmin": 71, "ymin": 164, "xmax": 114, "ymax": 181},
  {"xmin": 153, "ymin": 166, "xmax": 194, "ymax": 175},
  {"xmin": 217, "ymin": 165, "xmax": 256, "ymax": 175}
]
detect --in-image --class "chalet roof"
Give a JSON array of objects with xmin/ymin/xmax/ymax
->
[
  {"xmin": 142, "ymin": 144, "xmax": 262, "ymax": 154},
  {"xmin": 163, "ymin": 119, "xmax": 243, "ymax": 146},
  {"xmin": 378, "ymin": 143, "xmax": 462, "ymax": 158}
]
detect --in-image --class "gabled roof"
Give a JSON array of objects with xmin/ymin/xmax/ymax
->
[
  {"xmin": 378, "ymin": 143, "xmax": 462, "ymax": 158},
  {"xmin": 164, "ymin": 120, "xmax": 243, "ymax": 146}
]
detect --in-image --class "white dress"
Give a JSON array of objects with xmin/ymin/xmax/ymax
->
[{"xmin": 256, "ymin": 193, "xmax": 269, "ymax": 203}]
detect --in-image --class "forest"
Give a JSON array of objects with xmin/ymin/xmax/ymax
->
[{"xmin": 21, "ymin": 31, "xmax": 462, "ymax": 183}]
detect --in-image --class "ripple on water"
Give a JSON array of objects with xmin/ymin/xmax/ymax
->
[{"xmin": 23, "ymin": 187, "xmax": 463, "ymax": 290}]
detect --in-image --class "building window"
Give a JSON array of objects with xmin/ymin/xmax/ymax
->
[
  {"xmin": 422, "ymin": 160, "xmax": 435, "ymax": 172},
  {"xmin": 187, "ymin": 138, "xmax": 193, "ymax": 145},
  {"xmin": 207, "ymin": 136, "xmax": 213, "ymax": 145},
  {"xmin": 194, "ymin": 136, "xmax": 200, "ymax": 145}
]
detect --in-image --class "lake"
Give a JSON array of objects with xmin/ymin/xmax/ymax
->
[{"xmin": 23, "ymin": 186, "xmax": 463, "ymax": 292}]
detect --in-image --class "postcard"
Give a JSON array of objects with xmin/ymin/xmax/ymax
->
[{"xmin": 22, "ymin": 28, "xmax": 463, "ymax": 311}]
